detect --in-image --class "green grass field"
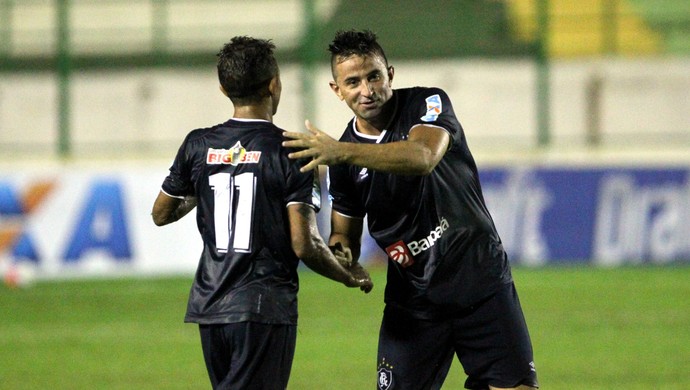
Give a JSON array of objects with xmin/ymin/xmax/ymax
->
[{"xmin": 1, "ymin": 266, "xmax": 689, "ymax": 389}]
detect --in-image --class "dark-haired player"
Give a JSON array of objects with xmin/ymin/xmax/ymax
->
[
  {"xmin": 152, "ymin": 36, "xmax": 373, "ymax": 390},
  {"xmin": 284, "ymin": 30, "xmax": 537, "ymax": 390}
]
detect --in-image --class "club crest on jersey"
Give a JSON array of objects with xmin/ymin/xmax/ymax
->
[
  {"xmin": 420, "ymin": 94, "xmax": 442, "ymax": 122},
  {"xmin": 207, "ymin": 141, "xmax": 261, "ymax": 165},
  {"xmin": 377, "ymin": 368, "xmax": 393, "ymax": 390}
]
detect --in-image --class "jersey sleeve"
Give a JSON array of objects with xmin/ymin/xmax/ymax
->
[
  {"xmin": 161, "ymin": 134, "xmax": 195, "ymax": 198},
  {"xmin": 328, "ymin": 164, "xmax": 365, "ymax": 218},
  {"xmin": 409, "ymin": 88, "xmax": 462, "ymax": 140},
  {"xmin": 284, "ymin": 156, "xmax": 321, "ymax": 212}
]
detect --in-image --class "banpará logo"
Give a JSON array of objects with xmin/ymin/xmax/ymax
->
[
  {"xmin": 385, "ymin": 241, "xmax": 413, "ymax": 267},
  {"xmin": 385, "ymin": 217, "xmax": 449, "ymax": 267},
  {"xmin": 409, "ymin": 217, "xmax": 449, "ymax": 255}
]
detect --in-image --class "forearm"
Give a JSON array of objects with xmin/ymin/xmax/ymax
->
[
  {"xmin": 338, "ymin": 141, "xmax": 436, "ymax": 175},
  {"xmin": 300, "ymin": 236, "xmax": 355, "ymax": 285},
  {"xmin": 289, "ymin": 203, "xmax": 356, "ymax": 286},
  {"xmin": 152, "ymin": 193, "xmax": 197, "ymax": 226}
]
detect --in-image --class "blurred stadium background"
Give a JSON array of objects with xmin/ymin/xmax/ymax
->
[{"xmin": 1, "ymin": 1, "xmax": 689, "ymax": 389}]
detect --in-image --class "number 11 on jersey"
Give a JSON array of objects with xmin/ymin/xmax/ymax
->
[{"xmin": 209, "ymin": 172, "xmax": 256, "ymax": 254}]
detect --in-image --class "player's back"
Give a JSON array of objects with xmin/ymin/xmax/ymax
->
[{"xmin": 170, "ymin": 118, "xmax": 316, "ymax": 325}]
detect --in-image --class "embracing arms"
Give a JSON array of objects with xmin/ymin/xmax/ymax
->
[{"xmin": 283, "ymin": 120, "xmax": 450, "ymax": 175}]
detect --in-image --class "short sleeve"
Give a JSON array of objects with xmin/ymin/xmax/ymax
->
[
  {"xmin": 284, "ymin": 156, "xmax": 320, "ymax": 212},
  {"xmin": 328, "ymin": 164, "xmax": 365, "ymax": 218},
  {"xmin": 161, "ymin": 135, "xmax": 195, "ymax": 197},
  {"xmin": 409, "ymin": 88, "xmax": 461, "ymax": 140}
]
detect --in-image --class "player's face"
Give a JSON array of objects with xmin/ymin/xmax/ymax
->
[{"xmin": 330, "ymin": 54, "xmax": 394, "ymax": 125}]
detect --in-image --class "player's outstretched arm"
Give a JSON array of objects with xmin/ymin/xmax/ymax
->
[
  {"xmin": 288, "ymin": 203, "xmax": 373, "ymax": 293},
  {"xmin": 151, "ymin": 191, "xmax": 197, "ymax": 226},
  {"xmin": 282, "ymin": 120, "xmax": 449, "ymax": 175}
]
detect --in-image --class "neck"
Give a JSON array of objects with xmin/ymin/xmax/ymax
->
[
  {"xmin": 233, "ymin": 101, "xmax": 273, "ymax": 122},
  {"xmin": 355, "ymin": 118, "xmax": 383, "ymax": 135}
]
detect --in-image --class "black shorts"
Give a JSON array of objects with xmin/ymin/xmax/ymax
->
[
  {"xmin": 376, "ymin": 282, "xmax": 538, "ymax": 390},
  {"xmin": 199, "ymin": 322, "xmax": 297, "ymax": 390}
]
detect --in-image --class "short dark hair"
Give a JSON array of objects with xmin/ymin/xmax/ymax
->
[
  {"xmin": 328, "ymin": 29, "xmax": 388, "ymax": 70},
  {"xmin": 217, "ymin": 36, "xmax": 278, "ymax": 103}
]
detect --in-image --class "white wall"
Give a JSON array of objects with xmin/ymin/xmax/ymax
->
[{"xmin": 1, "ymin": 58, "xmax": 689, "ymax": 162}]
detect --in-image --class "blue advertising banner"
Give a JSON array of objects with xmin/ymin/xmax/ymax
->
[
  {"xmin": 477, "ymin": 167, "xmax": 687, "ymax": 265},
  {"xmin": 343, "ymin": 166, "xmax": 690, "ymax": 267}
]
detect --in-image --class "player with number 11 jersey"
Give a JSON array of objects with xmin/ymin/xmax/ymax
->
[{"xmin": 162, "ymin": 118, "xmax": 318, "ymax": 325}]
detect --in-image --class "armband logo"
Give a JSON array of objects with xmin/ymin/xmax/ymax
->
[
  {"xmin": 420, "ymin": 94, "xmax": 442, "ymax": 122},
  {"xmin": 207, "ymin": 142, "xmax": 261, "ymax": 165}
]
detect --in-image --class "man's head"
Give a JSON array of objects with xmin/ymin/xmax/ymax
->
[
  {"xmin": 328, "ymin": 30, "xmax": 394, "ymax": 130},
  {"xmin": 217, "ymin": 36, "xmax": 280, "ymax": 110}
]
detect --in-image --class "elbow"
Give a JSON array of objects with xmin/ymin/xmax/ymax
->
[
  {"xmin": 415, "ymin": 163, "xmax": 436, "ymax": 176},
  {"xmin": 291, "ymin": 238, "xmax": 309, "ymax": 259},
  {"xmin": 292, "ymin": 236, "xmax": 320, "ymax": 261},
  {"xmin": 151, "ymin": 213, "xmax": 169, "ymax": 227},
  {"xmin": 405, "ymin": 146, "xmax": 441, "ymax": 176},
  {"xmin": 409, "ymin": 155, "xmax": 438, "ymax": 176}
]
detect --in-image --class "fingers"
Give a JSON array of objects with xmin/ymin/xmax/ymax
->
[
  {"xmin": 358, "ymin": 277, "xmax": 373, "ymax": 294},
  {"xmin": 348, "ymin": 263, "xmax": 373, "ymax": 293},
  {"xmin": 299, "ymin": 159, "xmax": 320, "ymax": 173},
  {"xmin": 340, "ymin": 246, "xmax": 353, "ymax": 263},
  {"xmin": 282, "ymin": 133, "xmax": 309, "ymax": 150},
  {"xmin": 285, "ymin": 148, "xmax": 315, "ymax": 159},
  {"xmin": 333, "ymin": 252, "xmax": 352, "ymax": 268},
  {"xmin": 283, "ymin": 131, "xmax": 307, "ymax": 141},
  {"xmin": 305, "ymin": 119, "xmax": 321, "ymax": 135}
]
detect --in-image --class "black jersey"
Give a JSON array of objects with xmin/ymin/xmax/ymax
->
[
  {"xmin": 329, "ymin": 87, "xmax": 512, "ymax": 319},
  {"xmin": 161, "ymin": 119, "xmax": 319, "ymax": 325}
]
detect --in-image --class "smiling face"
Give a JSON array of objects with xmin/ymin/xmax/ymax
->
[{"xmin": 329, "ymin": 53, "xmax": 395, "ymax": 133}]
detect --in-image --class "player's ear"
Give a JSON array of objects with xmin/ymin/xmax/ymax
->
[
  {"xmin": 387, "ymin": 66, "xmax": 395, "ymax": 85},
  {"xmin": 219, "ymin": 85, "xmax": 229, "ymax": 97},
  {"xmin": 269, "ymin": 75, "xmax": 281, "ymax": 97},
  {"xmin": 329, "ymin": 81, "xmax": 344, "ymax": 100}
]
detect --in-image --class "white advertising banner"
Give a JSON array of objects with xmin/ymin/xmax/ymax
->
[
  {"xmin": 2, "ymin": 164, "xmax": 689, "ymax": 284},
  {"xmin": 1, "ymin": 166, "xmax": 202, "ymax": 281}
]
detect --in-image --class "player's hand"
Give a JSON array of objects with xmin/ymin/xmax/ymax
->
[
  {"xmin": 347, "ymin": 263, "xmax": 373, "ymax": 293},
  {"xmin": 282, "ymin": 120, "xmax": 343, "ymax": 172},
  {"xmin": 330, "ymin": 242, "xmax": 354, "ymax": 268},
  {"xmin": 330, "ymin": 242, "xmax": 372, "ymax": 293}
]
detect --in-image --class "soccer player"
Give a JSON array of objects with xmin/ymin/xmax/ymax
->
[
  {"xmin": 283, "ymin": 30, "xmax": 538, "ymax": 390},
  {"xmin": 151, "ymin": 36, "xmax": 373, "ymax": 390}
]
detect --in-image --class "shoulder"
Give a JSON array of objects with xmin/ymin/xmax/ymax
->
[
  {"xmin": 179, "ymin": 122, "xmax": 230, "ymax": 149},
  {"xmin": 398, "ymin": 86, "xmax": 449, "ymax": 101}
]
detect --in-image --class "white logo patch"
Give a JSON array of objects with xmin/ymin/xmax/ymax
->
[
  {"xmin": 377, "ymin": 368, "xmax": 393, "ymax": 390},
  {"xmin": 420, "ymin": 94, "xmax": 442, "ymax": 122}
]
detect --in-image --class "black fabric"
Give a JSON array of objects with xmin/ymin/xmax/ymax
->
[
  {"xmin": 162, "ymin": 119, "xmax": 318, "ymax": 325},
  {"xmin": 376, "ymin": 283, "xmax": 538, "ymax": 390},
  {"xmin": 329, "ymin": 87, "xmax": 513, "ymax": 318},
  {"xmin": 199, "ymin": 322, "xmax": 297, "ymax": 389}
]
